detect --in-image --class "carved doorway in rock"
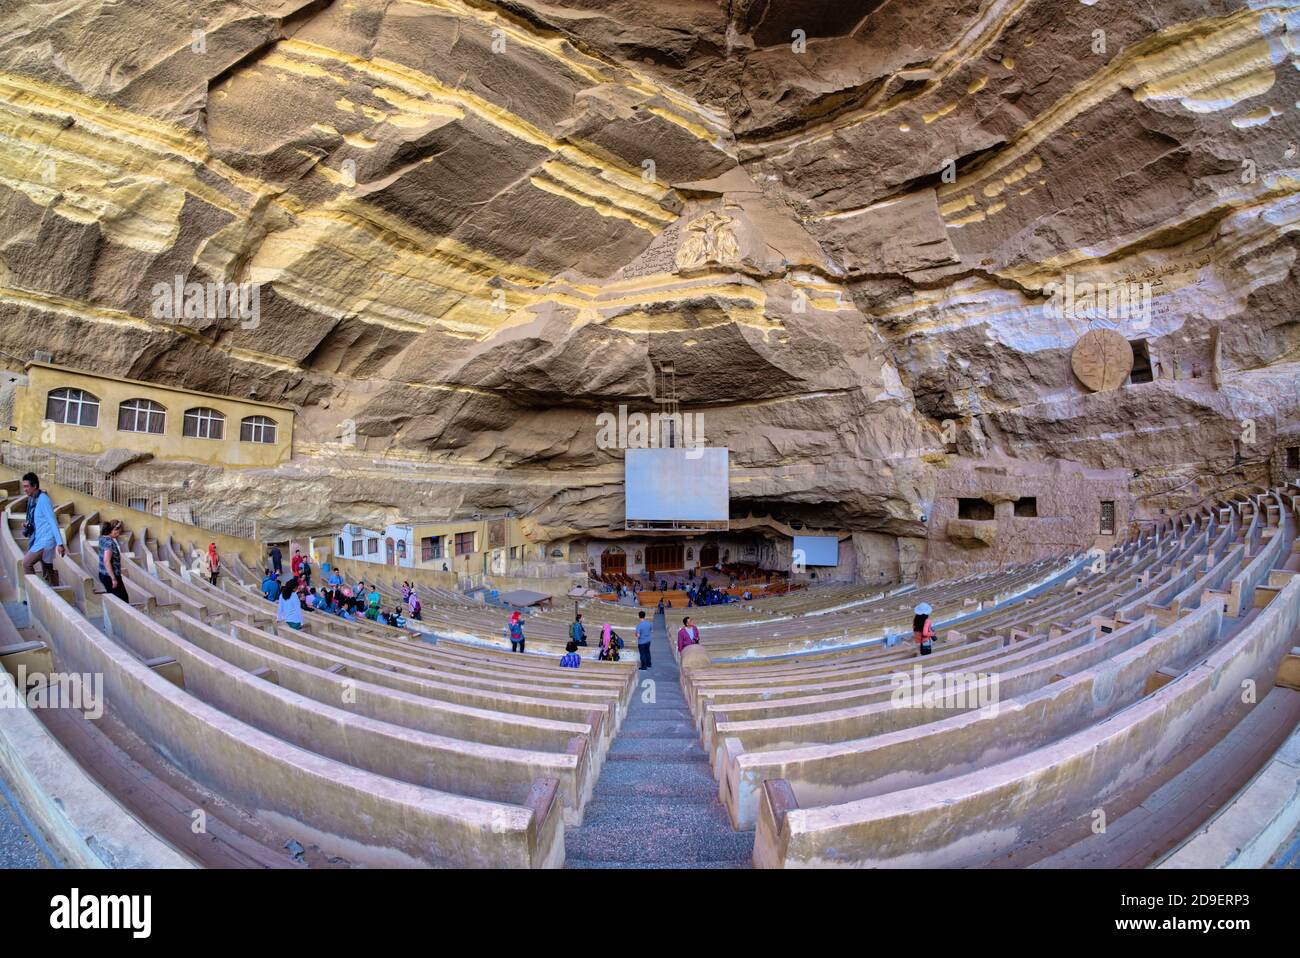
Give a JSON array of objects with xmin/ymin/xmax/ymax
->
[
  {"xmin": 385, "ymin": 537, "xmax": 395, "ymax": 566},
  {"xmin": 699, "ymin": 542, "xmax": 719, "ymax": 567}
]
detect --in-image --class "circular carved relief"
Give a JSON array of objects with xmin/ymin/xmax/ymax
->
[{"xmin": 1071, "ymin": 328, "xmax": 1133, "ymax": 392}]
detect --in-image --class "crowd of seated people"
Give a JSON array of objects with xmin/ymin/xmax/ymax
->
[
  {"xmin": 687, "ymin": 575, "xmax": 737, "ymax": 607},
  {"xmin": 258, "ymin": 559, "xmax": 422, "ymax": 628}
]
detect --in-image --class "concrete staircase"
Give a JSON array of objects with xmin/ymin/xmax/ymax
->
[{"xmin": 565, "ymin": 612, "xmax": 754, "ymax": 868}]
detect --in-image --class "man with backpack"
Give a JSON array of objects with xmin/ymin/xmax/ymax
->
[{"xmin": 570, "ymin": 612, "xmax": 588, "ymax": 647}]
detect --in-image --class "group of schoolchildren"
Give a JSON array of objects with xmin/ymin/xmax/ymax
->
[
  {"xmin": 687, "ymin": 579, "xmax": 735, "ymax": 607},
  {"xmin": 259, "ymin": 544, "xmax": 423, "ymax": 629}
]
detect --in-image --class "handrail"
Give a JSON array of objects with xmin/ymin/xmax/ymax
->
[{"xmin": 0, "ymin": 442, "xmax": 256, "ymax": 541}]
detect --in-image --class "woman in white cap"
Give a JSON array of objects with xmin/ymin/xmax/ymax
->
[{"xmin": 912, "ymin": 603, "xmax": 935, "ymax": 656}]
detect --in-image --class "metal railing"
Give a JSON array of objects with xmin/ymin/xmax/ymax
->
[{"xmin": 0, "ymin": 442, "xmax": 257, "ymax": 541}]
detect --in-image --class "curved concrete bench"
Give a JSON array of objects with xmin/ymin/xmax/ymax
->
[
  {"xmin": 705, "ymin": 620, "xmax": 1133, "ymax": 762},
  {"xmin": 699, "ymin": 624, "xmax": 1111, "ymax": 758},
  {"xmin": 683, "ymin": 556, "xmax": 1085, "ymax": 663},
  {"xmin": 273, "ymin": 623, "xmax": 627, "ymax": 717},
  {"xmin": 156, "ymin": 563, "xmax": 273, "ymax": 627},
  {"xmin": 314, "ymin": 624, "xmax": 632, "ymax": 700},
  {"xmin": 228, "ymin": 621, "xmax": 620, "ymax": 749},
  {"xmin": 724, "ymin": 603, "xmax": 1223, "ymax": 829},
  {"xmin": 168, "ymin": 612, "xmax": 602, "ymax": 758},
  {"xmin": 102, "ymin": 597, "xmax": 596, "ymax": 825},
  {"xmin": 753, "ymin": 573, "xmax": 1300, "ymax": 868},
  {"xmin": 0, "ymin": 615, "xmax": 192, "ymax": 868},
  {"xmin": 26, "ymin": 578, "xmax": 564, "ymax": 868},
  {"xmin": 1156, "ymin": 704, "xmax": 1300, "ymax": 868}
]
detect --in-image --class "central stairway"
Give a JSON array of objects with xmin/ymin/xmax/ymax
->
[{"xmin": 565, "ymin": 611, "xmax": 754, "ymax": 868}]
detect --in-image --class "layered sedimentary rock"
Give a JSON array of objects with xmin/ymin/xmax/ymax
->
[{"xmin": 0, "ymin": 0, "xmax": 1297, "ymax": 573}]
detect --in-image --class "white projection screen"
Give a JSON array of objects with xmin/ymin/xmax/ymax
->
[
  {"xmin": 625, "ymin": 448, "xmax": 729, "ymax": 523},
  {"xmin": 793, "ymin": 535, "xmax": 839, "ymax": 567}
]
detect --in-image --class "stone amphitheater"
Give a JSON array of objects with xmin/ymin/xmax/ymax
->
[{"xmin": 0, "ymin": 0, "xmax": 1298, "ymax": 873}]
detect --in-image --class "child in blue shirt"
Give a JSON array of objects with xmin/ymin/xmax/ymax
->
[{"xmin": 559, "ymin": 641, "xmax": 580, "ymax": 669}]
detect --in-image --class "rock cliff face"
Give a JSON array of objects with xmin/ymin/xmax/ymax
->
[{"xmin": 0, "ymin": 1, "xmax": 1296, "ymax": 570}]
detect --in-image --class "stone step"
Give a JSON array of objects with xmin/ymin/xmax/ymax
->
[
  {"xmin": 566, "ymin": 859, "xmax": 749, "ymax": 870},
  {"xmin": 608, "ymin": 737, "xmax": 708, "ymax": 759},
  {"xmin": 617, "ymin": 720, "xmax": 698, "ymax": 738},
  {"xmin": 590, "ymin": 760, "xmax": 720, "ymax": 800},
  {"xmin": 633, "ymin": 706, "xmax": 692, "ymax": 717},
  {"xmin": 576, "ymin": 796, "xmax": 732, "ymax": 830},
  {"xmin": 564, "ymin": 821, "xmax": 754, "ymax": 865},
  {"xmin": 584, "ymin": 791, "xmax": 718, "ymax": 810}
]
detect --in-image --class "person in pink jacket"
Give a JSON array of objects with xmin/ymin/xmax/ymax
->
[
  {"xmin": 677, "ymin": 616, "xmax": 700, "ymax": 654},
  {"xmin": 912, "ymin": 603, "xmax": 935, "ymax": 656}
]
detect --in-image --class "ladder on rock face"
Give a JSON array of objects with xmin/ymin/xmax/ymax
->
[{"xmin": 653, "ymin": 362, "xmax": 679, "ymax": 448}]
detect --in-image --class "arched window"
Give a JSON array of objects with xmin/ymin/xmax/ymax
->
[
  {"xmin": 240, "ymin": 415, "xmax": 277, "ymax": 444},
  {"xmin": 182, "ymin": 407, "xmax": 225, "ymax": 440},
  {"xmin": 45, "ymin": 388, "xmax": 99, "ymax": 427},
  {"xmin": 118, "ymin": 398, "xmax": 166, "ymax": 434}
]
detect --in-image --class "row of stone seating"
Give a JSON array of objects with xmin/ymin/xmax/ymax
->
[
  {"xmin": 686, "ymin": 505, "xmax": 1227, "ymax": 789},
  {"xmin": 671, "ymin": 489, "xmax": 1300, "ymax": 867},
  {"xmin": 677, "ymin": 553, "xmax": 1083, "ymax": 662},
  {"xmin": 679, "ymin": 508, "xmax": 1203, "ymax": 684},
  {"xmin": 0, "ymin": 484, "xmax": 636, "ymax": 867}
]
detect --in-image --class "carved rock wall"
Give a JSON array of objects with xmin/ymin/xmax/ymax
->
[{"xmin": 0, "ymin": 0, "xmax": 1296, "ymax": 579}]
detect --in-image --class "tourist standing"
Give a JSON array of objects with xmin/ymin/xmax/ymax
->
[
  {"xmin": 635, "ymin": 609, "xmax": 653, "ymax": 670},
  {"xmin": 291, "ymin": 549, "xmax": 303, "ymax": 580},
  {"xmin": 269, "ymin": 544, "xmax": 283, "ymax": 577},
  {"xmin": 677, "ymin": 616, "xmax": 700, "ymax": 654},
  {"xmin": 204, "ymin": 543, "xmax": 221, "ymax": 586},
  {"xmin": 508, "ymin": 611, "xmax": 526, "ymax": 653},
  {"xmin": 571, "ymin": 612, "xmax": 588, "ymax": 647},
  {"xmin": 912, "ymin": 603, "xmax": 935, "ymax": 656},
  {"xmin": 20, "ymin": 472, "xmax": 64, "ymax": 585},
  {"xmin": 277, "ymin": 577, "xmax": 304, "ymax": 630},
  {"xmin": 96, "ymin": 519, "xmax": 129, "ymax": 602}
]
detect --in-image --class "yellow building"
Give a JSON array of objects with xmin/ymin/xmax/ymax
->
[{"xmin": 9, "ymin": 362, "xmax": 293, "ymax": 467}]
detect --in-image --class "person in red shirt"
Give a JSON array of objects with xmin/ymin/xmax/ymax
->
[
  {"xmin": 291, "ymin": 548, "xmax": 303, "ymax": 579},
  {"xmin": 677, "ymin": 616, "xmax": 700, "ymax": 654}
]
